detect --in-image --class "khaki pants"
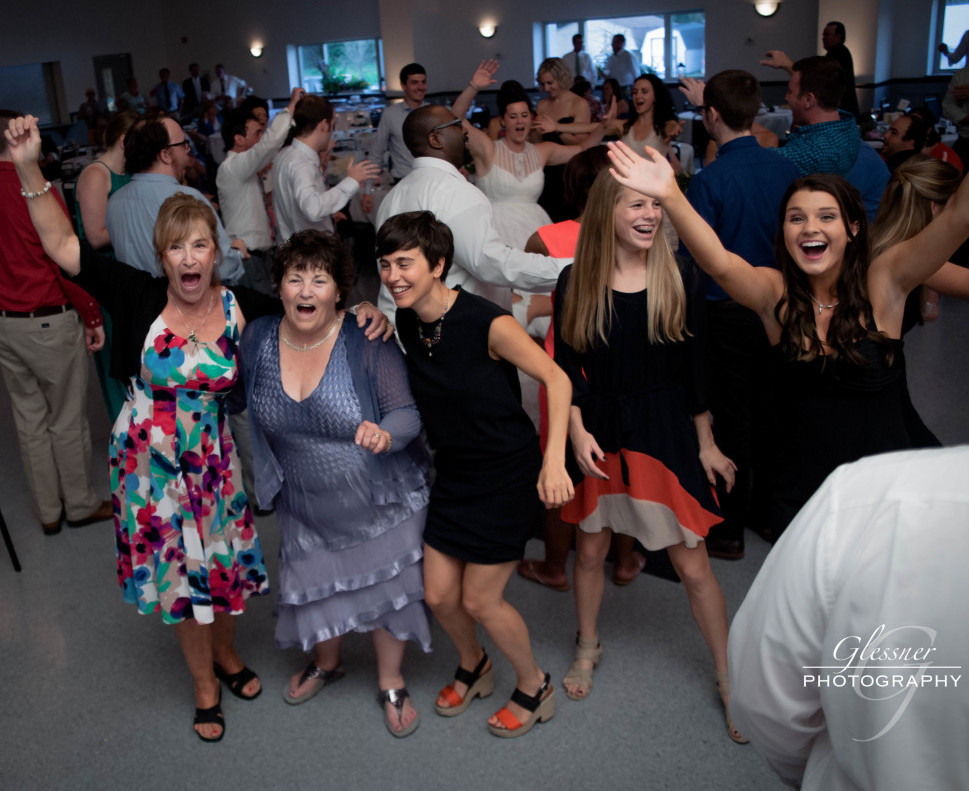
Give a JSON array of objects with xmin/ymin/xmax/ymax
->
[{"xmin": 0, "ymin": 310, "xmax": 101, "ymax": 523}]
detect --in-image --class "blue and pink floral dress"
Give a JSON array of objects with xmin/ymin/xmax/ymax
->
[{"xmin": 110, "ymin": 288, "xmax": 269, "ymax": 624}]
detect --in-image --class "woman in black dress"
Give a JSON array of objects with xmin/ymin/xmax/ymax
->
[
  {"xmin": 377, "ymin": 211, "xmax": 573, "ymax": 738},
  {"xmin": 607, "ymin": 141, "xmax": 969, "ymax": 536}
]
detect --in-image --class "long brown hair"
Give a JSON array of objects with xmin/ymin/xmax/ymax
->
[
  {"xmin": 561, "ymin": 170, "xmax": 687, "ymax": 352},
  {"xmin": 773, "ymin": 175, "xmax": 889, "ymax": 364}
]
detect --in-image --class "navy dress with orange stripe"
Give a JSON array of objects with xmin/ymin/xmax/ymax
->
[{"xmin": 553, "ymin": 263, "xmax": 721, "ymax": 548}]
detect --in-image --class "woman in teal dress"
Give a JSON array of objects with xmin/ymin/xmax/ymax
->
[{"xmin": 74, "ymin": 109, "xmax": 137, "ymax": 421}]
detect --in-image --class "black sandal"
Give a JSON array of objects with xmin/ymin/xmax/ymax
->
[
  {"xmin": 193, "ymin": 694, "xmax": 225, "ymax": 743},
  {"xmin": 434, "ymin": 651, "xmax": 494, "ymax": 717},
  {"xmin": 214, "ymin": 663, "xmax": 262, "ymax": 701}
]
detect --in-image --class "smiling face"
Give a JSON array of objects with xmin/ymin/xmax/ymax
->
[
  {"xmin": 279, "ymin": 264, "xmax": 340, "ymax": 337},
  {"xmin": 783, "ymin": 189, "xmax": 857, "ymax": 279},
  {"xmin": 379, "ymin": 246, "xmax": 445, "ymax": 316},
  {"xmin": 613, "ymin": 187, "xmax": 661, "ymax": 254},
  {"xmin": 403, "ymin": 73, "xmax": 427, "ymax": 106},
  {"xmin": 161, "ymin": 221, "xmax": 218, "ymax": 304},
  {"xmin": 501, "ymin": 101, "xmax": 532, "ymax": 144},
  {"xmin": 236, "ymin": 118, "xmax": 265, "ymax": 152},
  {"xmin": 631, "ymin": 78, "xmax": 655, "ymax": 116}
]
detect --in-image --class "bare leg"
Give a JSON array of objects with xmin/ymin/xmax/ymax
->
[
  {"xmin": 612, "ymin": 533, "xmax": 646, "ymax": 584},
  {"xmin": 517, "ymin": 509, "xmax": 573, "ymax": 589},
  {"xmin": 373, "ymin": 628, "xmax": 417, "ymax": 733},
  {"xmin": 288, "ymin": 635, "xmax": 344, "ymax": 699},
  {"xmin": 211, "ymin": 611, "xmax": 260, "ymax": 697},
  {"xmin": 566, "ymin": 528, "xmax": 612, "ymax": 698},
  {"xmin": 457, "ymin": 561, "xmax": 546, "ymax": 726},
  {"xmin": 666, "ymin": 542, "xmax": 745, "ymax": 742},
  {"xmin": 423, "ymin": 544, "xmax": 487, "ymax": 704},
  {"xmin": 174, "ymin": 620, "xmax": 221, "ymax": 740}
]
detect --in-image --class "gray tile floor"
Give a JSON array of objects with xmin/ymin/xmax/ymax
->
[{"xmin": 1, "ymin": 295, "xmax": 966, "ymax": 791}]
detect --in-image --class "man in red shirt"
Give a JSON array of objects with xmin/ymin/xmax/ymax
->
[{"xmin": 0, "ymin": 110, "xmax": 111, "ymax": 534}]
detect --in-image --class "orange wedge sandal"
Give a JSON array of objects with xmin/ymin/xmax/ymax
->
[
  {"xmin": 487, "ymin": 672, "xmax": 555, "ymax": 738},
  {"xmin": 435, "ymin": 651, "xmax": 494, "ymax": 717}
]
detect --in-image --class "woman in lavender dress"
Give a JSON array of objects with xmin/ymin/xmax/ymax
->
[{"xmin": 242, "ymin": 230, "xmax": 430, "ymax": 737}]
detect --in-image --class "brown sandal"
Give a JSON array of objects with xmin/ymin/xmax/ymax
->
[{"xmin": 563, "ymin": 634, "xmax": 602, "ymax": 700}]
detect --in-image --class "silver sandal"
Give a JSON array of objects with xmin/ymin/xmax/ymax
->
[
  {"xmin": 377, "ymin": 687, "xmax": 420, "ymax": 738},
  {"xmin": 282, "ymin": 662, "xmax": 345, "ymax": 705}
]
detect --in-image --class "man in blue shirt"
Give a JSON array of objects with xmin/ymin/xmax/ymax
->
[
  {"xmin": 680, "ymin": 70, "xmax": 800, "ymax": 558},
  {"xmin": 777, "ymin": 56, "xmax": 887, "ymax": 220},
  {"xmin": 105, "ymin": 116, "xmax": 246, "ymax": 284}
]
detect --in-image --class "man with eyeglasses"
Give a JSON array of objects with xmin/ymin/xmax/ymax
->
[
  {"xmin": 375, "ymin": 105, "xmax": 568, "ymax": 327},
  {"xmin": 105, "ymin": 116, "xmax": 246, "ymax": 282}
]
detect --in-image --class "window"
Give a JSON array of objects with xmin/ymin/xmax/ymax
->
[
  {"xmin": 539, "ymin": 10, "xmax": 705, "ymax": 82},
  {"xmin": 936, "ymin": 0, "xmax": 969, "ymax": 72},
  {"xmin": 287, "ymin": 38, "xmax": 384, "ymax": 95}
]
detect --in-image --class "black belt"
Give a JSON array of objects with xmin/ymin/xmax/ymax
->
[{"xmin": 0, "ymin": 304, "xmax": 73, "ymax": 319}]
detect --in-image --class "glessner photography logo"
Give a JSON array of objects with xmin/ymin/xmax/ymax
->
[{"xmin": 803, "ymin": 624, "xmax": 962, "ymax": 742}]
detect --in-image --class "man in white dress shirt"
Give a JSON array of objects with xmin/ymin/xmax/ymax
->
[
  {"xmin": 211, "ymin": 64, "xmax": 248, "ymax": 107},
  {"xmin": 728, "ymin": 446, "xmax": 969, "ymax": 791},
  {"xmin": 375, "ymin": 105, "xmax": 568, "ymax": 326},
  {"xmin": 272, "ymin": 95, "xmax": 380, "ymax": 244},
  {"xmin": 369, "ymin": 63, "xmax": 429, "ymax": 183},
  {"xmin": 603, "ymin": 34, "xmax": 639, "ymax": 88},
  {"xmin": 562, "ymin": 34, "xmax": 597, "ymax": 86},
  {"xmin": 216, "ymin": 87, "xmax": 302, "ymax": 293}
]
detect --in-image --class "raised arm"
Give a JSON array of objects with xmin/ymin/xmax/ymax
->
[
  {"xmin": 450, "ymin": 59, "xmax": 499, "ymax": 122},
  {"xmin": 539, "ymin": 98, "xmax": 617, "ymax": 167},
  {"xmin": 607, "ymin": 141, "xmax": 783, "ymax": 325},
  {"xmin": 869, "ymin": 173, "xmax": 969, "ymax": 328},
  {"xmin": 462, "ymin": 120, "xmax": 495, "ymax": 177},
  {"xmin": 759, "ymin": 50, "xmax": 794, "ymax": 75},
  {"xmin": 5, "ymin": 116, "xmax": 81, "ymax": 274}
]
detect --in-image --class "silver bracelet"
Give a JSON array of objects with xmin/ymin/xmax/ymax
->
[{"xmin": 21, "ymin": 181, "xmax": 52, "ymax": 199}]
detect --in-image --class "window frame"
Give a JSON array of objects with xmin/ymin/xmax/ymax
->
[
  {"xmin": 287, "ymin": 37, "xmax": 385, "ymax": 96},
  {"xmin": 537, "ymin": 9, "xmax": 705, "ymax": 83},
  {"xmin": 932, "ymin": 0, "xmax": 969, "ymax": 74}
]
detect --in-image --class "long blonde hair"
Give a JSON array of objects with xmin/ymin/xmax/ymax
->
[
  {"xmin": 560, "ymin": 170, "xmax": 687, "ymax": 352},
  {"xmin": 871, "ymin": 155, "xmax": 960, "ymax": 260}
]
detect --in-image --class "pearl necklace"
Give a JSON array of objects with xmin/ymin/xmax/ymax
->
[
  {"xmin": 417, "ymin": 288, "xmax": 452, "ymax": 356},
  {"xmin": 280, "ymin": 315, "xmax": 341, "ymax": 352},
  {"xmin": 170, "ymin": 291, "xmax": 216, "ymax": 348},
  {"xmin": 809, "ymin": 294, "xmax": 839, "ymax": 315}
]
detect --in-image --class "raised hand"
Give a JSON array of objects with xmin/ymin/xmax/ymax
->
[
  {"xmin": 3, "ymin": 114, "xmax": 42, "ymax": 167},
  {"xmin": 678, "ymin": 77, "xmax": 705, "ymax": 108},
  {"xmin": 607, "ymin": 140, "xmax": 675, "ymax": 201},
  {"xmin": 760, "ymin": 50, "xmax": 794, "ymax": 73},
  {"xmin": 470, "ymin": 59, "xmax": 500, "ymax": 90},
  {"xmin": 347, "ymin": 158, "xmax": 381, "ymax": 184},
  {"xmin": 533, "ymin": 114, "xmax": 558, "ymax": 135},
  {"xmin": 286, "ymin": 86, "xmax": 305, "ymax": 115}
]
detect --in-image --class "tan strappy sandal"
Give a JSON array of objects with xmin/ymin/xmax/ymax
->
[{"xmin": 563, "ymin": 633, "xmax": 602, "ymax": 701}]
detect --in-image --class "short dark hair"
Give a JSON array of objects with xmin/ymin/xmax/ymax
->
[
  {"xmin": 826, "ymin": 21, "xmax": 846, "ymax": 41},
  {"xmin": 704, "ymin": 69, "xmax": 761, "ymax": 131},
  {"xmin": 613, "ymin": 34, "xmax": 625, "ymax": 44},
  {"xmin": 291, "ymin": 95, "xmax": 333, "ymax": 137},
  {"xmin": 376, "ymin": 211, "xmax": 454, "ymax": 280},
  {"xmin": 0, "ymin": 109, "xmax": 23, "ymax": 154},
  {"xmin": 573, "ymin": 33, "xmax": 583, "ymax": 45},
  {"xmin": 792, "ymin": 55, "xmax": 845, "ymax": 112},
  {"xmin": 123, "ymin": 118, "xmax": 170, "ymax": 174},
  {"xmin": 900, "ymin": 114, "xmax": 928, "ymax": 150},
  {"xmin": 399, "ymin": 63, "xmax": 426, "ymax": 85},
  {"xmin": 563, "ymin": 145, "xmax": 611, "ymax": 215},
  {"xmin": 222, "ymin": 107, "xmax": 255, "ymax": 150},
  {"xmin": 189, "ymin": 62, "xmax": 199, "ymax": 71},
  {"xmin": 159, "ymin": 68, "xmax": 170, "ymax": 78},
  {"xmin": 571, "ymin": 77, "xmax": 592, "ymax": 98},
  {"xmin": 273, "ymin": 230, "xmax": 355, "ymax": 308},
  {"xmin": 240, "ymin": 95, "xmax": 269, "ymax": 116},
  {"xmin": 497, "ymin": 80, "xmax": 531, "ymax": 116}
]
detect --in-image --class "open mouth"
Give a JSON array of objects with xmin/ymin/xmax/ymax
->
[
  {"xmin": 296, "ymin": 303, "xmax": 316, "ymax": 315},
  {"xmin": 800, "ymin": 240, "xmax": 828, "ymax": 261},
  {"xmin": 389, "ymin": 286, "xmax": 410, "ymax": 301},
  {"xmin": 181, "ymin": 273, "xmax": 202, "ymax": 290},
  {"xmin": 634, "ymin": 224, "xmax": 656, "ymax": 240}
]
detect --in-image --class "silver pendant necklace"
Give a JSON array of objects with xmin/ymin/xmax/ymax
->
[
  {"xmin": 810, "ymin": 294, "xmax": 839, "ymax": 315},
  {"xmin": 170, "ymin": 291, "xmax": 216, "ymax": 348},
  {"xmin": 280, "ymin": 315, "xmax": 341, "ymax": 352}
]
